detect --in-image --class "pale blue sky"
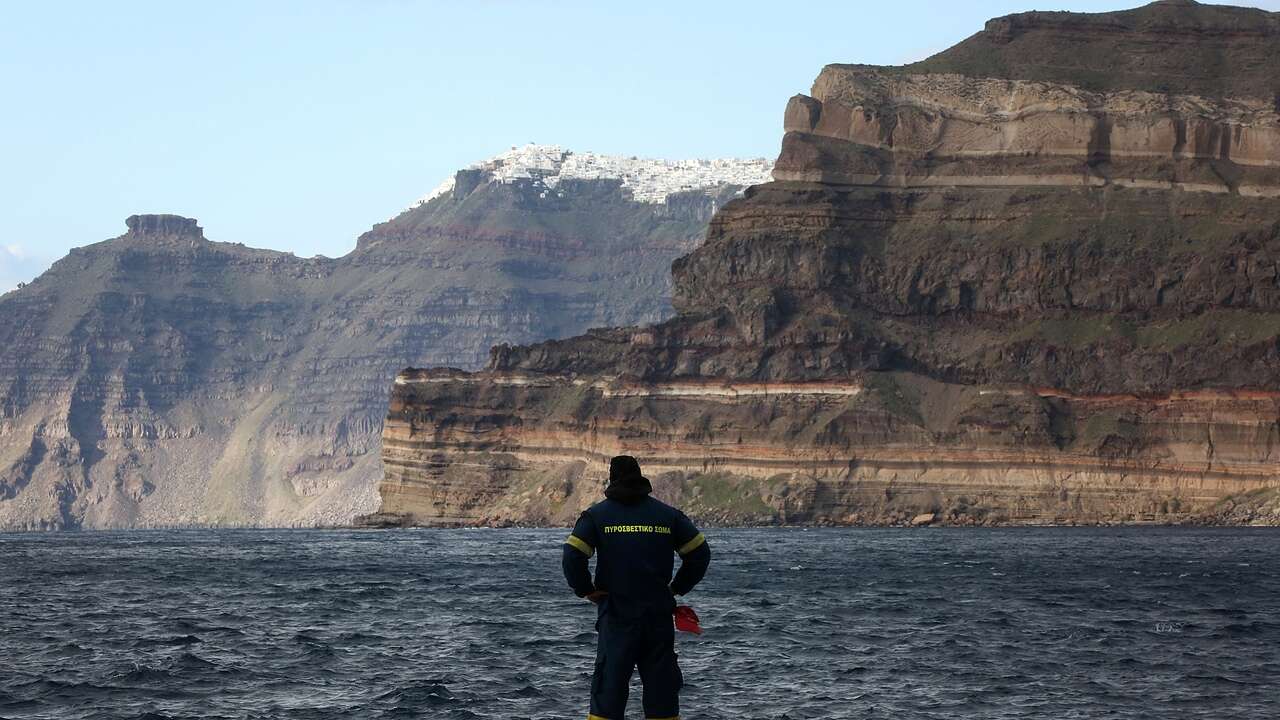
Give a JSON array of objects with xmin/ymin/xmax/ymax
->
[{"xmin": 2, "ymin": 0, "xmax": 1277, "ymax": 290}]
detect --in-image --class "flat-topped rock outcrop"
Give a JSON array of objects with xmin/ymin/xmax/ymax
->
[{"xmin": 778, "ymin": 69, "xmax": 1280, "ymax": 196}]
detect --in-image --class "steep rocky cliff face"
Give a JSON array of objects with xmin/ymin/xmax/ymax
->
[
  {"xmin": 0, "ymin": 147, "xmax": 769, "ymax": 529},
  {"xmin": 378, "ymin": 1, "xmax": 1280, "ymax": 527}
]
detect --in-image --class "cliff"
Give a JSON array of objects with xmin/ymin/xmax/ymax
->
[
  {"xmin": 0, "ymin": 148, "xmax": 770, "ymax": 529},
  {"xmin": 377, "ymin": 1, "xmax": 1280, "ymax": 528}
]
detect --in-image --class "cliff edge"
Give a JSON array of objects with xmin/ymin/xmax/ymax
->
[{"xmin": 376, "ymin": 1, "xmax": 1280, "ymax": 527}]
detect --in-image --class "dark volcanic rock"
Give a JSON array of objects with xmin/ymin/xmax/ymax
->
[
  {"xmin": 125, "ymin": 214, "xmax": 203, "ymax": 238},
  {"xmin": 379, "ymin": 2, "xmax": 1280, "ymax": 528},
  {"xmin": 882, "ymin": 0, "xmax": 1280, "ymax": 98}
]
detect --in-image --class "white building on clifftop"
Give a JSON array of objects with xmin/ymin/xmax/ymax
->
[{"xmin": 414, "ymin": 143, "xmax": 774, "ymax": 207}]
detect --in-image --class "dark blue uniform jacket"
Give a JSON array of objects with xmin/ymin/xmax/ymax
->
[{"xmin": 562, "ymin": 496, "xmax": 710, "ymax": 619}]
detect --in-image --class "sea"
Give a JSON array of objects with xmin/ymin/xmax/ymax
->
[{"xmin": 1, "ymin": 528, "xmax": 1277, "ymax": 720}]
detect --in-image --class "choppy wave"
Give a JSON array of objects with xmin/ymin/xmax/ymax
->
[{"xmin": 1, "ymin": 528, "xmax": 1278, "ymax": 719}]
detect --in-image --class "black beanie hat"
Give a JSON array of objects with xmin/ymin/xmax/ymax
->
[
  {"xmin": 605, "ymin": 455, "xmax": 651, "ymax": 504},
  {"xmin": 609, "ymin": 455, "xmax": 643, "ymax": 481}
]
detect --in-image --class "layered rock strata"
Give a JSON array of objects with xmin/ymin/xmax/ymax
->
[
  {"xmin": 377, "ymin": 1, "xmax": 1280, "ymax": 527},
  {"xmin": 0, "ymin": 147, "xmax": 768, "ymax": 529}
]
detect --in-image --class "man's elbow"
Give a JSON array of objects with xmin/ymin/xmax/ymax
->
[
  {"xmin": 688, "ymin": 540, "xmax": 711, "ymax": 568},
  {"xmin": 562, "ymin": 546, "xmax": 592, "ymax": 596}
]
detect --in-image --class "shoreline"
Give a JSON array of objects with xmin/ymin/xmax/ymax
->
[{"xmin": 5, "ymin": 520, "xmax": 1280, "ymax": 534}]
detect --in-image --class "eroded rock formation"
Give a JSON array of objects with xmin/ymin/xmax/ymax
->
[
  {"xmin": 0, "ymin": 148, "xmax": 768, "ymax": 529},
  {"xmin": 377, "ymin": 1, "xmax": 1280, "ymax": 527}
]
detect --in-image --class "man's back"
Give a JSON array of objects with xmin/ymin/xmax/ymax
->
[
  {"xmin": 569, "ymin": 495, "xmax": 707, "ymax": 619},
  {"xmin": 562, "ymin": 455, "xmax": 711, "ymax": 720}
]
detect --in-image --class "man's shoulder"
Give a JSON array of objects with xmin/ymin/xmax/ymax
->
[
  {"xmin": 582, "ymin": 499, "xmax": 621, "ymax": 521},
  {"xmin": 586, "ymin": 496, "xmax": 685, "ymax": 519}
]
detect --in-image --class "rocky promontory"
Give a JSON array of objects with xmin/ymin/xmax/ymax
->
[
  {"xmin": 376, "ymin": 1, "xmax": 1280, "ymax": 527},
  {"xmin": 0, "ymin": 147, "xmax": 769, "ymax": 529}
]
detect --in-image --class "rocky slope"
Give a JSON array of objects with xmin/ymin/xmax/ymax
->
[
  {"xmin": 0, "ymin": 147, "xmax": 770, "ymax": 529},
  {"xmin": 376, "ymin": 1, "xmax": 1280, "ymax": 528}
]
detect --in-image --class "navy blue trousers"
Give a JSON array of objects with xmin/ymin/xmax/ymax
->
[{"xmin": 590, "ymin": 612, "xmax": 682, "ymax": 720}]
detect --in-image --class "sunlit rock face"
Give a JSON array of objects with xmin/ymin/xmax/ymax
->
[
  {"xmin": 0, "ymin": 148, "xmax": 766, "ymax": 530},
  {"xmin": 376, "ymin": 1, "xmax": 1280, "ymax": 528},
  {"xmin": 776, "ymin": 72, "xmax": 1280, "ymax": 196}
]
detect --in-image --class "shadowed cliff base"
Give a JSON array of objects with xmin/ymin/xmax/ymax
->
[{"xmin": 370, "ymin": 1, "xmax": 1280, "ymax": 528}]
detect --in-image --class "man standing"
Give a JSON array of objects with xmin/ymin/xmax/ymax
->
[{"xmin": 562, "ymin": 455, "xmax": 712, "ymax": 720}]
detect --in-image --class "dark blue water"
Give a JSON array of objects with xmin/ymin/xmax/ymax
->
[{"xmin": 1, "ymin": 528, "xmax": 1278, "ymax": 719}]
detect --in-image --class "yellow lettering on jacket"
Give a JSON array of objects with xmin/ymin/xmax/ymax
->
[{"xmin": 603, "ymin": 524, "xmax": 671, "ymax": 535}]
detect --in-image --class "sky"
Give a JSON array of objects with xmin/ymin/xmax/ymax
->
[{"xmin": 2, "ymin": 0, "xmax": 1278, "ymax": 292}]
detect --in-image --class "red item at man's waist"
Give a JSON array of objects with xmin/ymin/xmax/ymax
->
[{"xmin": 673, "ymin": 605, "xmax": 702, "ymax": 635}]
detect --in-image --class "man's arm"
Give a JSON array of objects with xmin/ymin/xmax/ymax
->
[
  {"xmin": 670, "ymin": 512, "xmax": 710, "ymax": 596},
  {"xmin": 562, "ymin": 511, "xmax": 599, "ymax": 598}
]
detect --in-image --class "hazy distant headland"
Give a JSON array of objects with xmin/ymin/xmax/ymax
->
[{"xmin": 0, "ymin": 148, "xmax": 769, "ymax": 530}]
